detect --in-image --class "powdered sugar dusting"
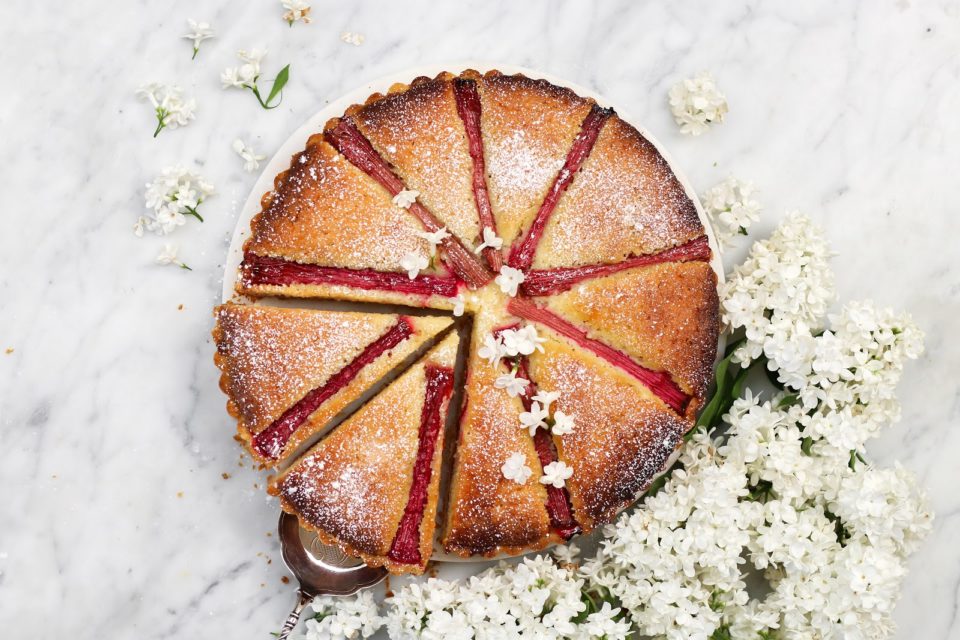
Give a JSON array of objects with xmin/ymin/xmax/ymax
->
[
  {"xmin": 478, "ymin": 74, "xmax": 593, "ymax": 245},
  {"xmin": 278, "ymin": 359, "xmax": 427, "ymax": 556},
  {"xmin": 543, "ymin": 261, "xmax": 719, "ymax": 398},
  {"xmin": 215, "ymin": 305, "xmax": 397, "ymax": 432},
  {"xmin": 247, "ymin": 141, "xmax": 432, "ymax": 272},
  {"xmin": 533, "ymin": 116, "xmax": 703, "ymax": 269},
  {"xmin": 354, "ymin": 79, "xmax": 482, "ymax": 249},
  {"xmin": 528, "ymin": 336, "xmax": 688, "ymax": 526}
]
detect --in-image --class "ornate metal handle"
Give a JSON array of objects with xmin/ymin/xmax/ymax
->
[{"xmin": 277, "ymin": 589, "xmax": 314, "ymax": 640}]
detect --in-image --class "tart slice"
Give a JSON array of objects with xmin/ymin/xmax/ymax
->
[
  {"xmin": 537, "ymin": 261, "xmax": 719, "ymax": 402},
  {"xmin": 237, "ymin": 136, "xmax": 460, "ymax": 310},
  {"xmin": 470, "ymin": 71, "xmax": 595, "ymax": 249},
  {"xmin": 348, "ymin": 74, "xmax": 484, "ymax": 256},
  {"xmin": 530, "ymin": 115, "xmax": 705, "ymax": 270},
  {"xmin": 442, "ymin": 298, "xmax": 555, "ymax": 557},
  {"xmin": 213, "ymin": 303, "xmax": 452, "ymax": 465},
  {"xmin": 269, "ymin": 332, "xmax": 459, "ymax": 574},
  {"xmin": 527, "ymin": 334, "xmax": 689, "ymax": 530}
]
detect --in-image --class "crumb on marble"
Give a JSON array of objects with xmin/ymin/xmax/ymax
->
[
  {"xmin": 281, "ymin": 575, "xmax": 289, "ymax": 584},
  {"xmin": 178, "ymin": 304, "xmax": 184, "ymax": 311},
  {"xmin": 221, "ymin": 472, "xmax": 231, "ymax": 480},
  {"xmin": 177, "ymin": 491, "xmax": 184, "ymax": 498},
  {"xmin": 4, "ymin": 348, "xmax": 13, "ymax": 355}
]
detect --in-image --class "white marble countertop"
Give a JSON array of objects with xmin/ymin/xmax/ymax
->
[{"xmin": 1, "ymin": 1, "xmax": 958, "ymax": 638}]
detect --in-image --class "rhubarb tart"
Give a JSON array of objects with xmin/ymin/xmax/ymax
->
[{"xmin": 217, "ymin": 69, "xmax": 720, "ymax": 572}]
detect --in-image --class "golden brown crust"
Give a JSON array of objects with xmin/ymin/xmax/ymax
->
[
  {"xmin": 540, "ymin": 262, "xmax": 719, "ymax": 399},
  {"xmin": 528, "ymin": 335, "xmax": 689, "ymax": 530},
  {"xmin": 533, "ymin": 115, "xmax": 704, "ymax": 269},
  {"xmin": 442, "ymin": 305, "xmax": 556, "ymax": 557},
  {"xmin": 475, "ymin": 72, "xmax": 595, "ymax": 247},
  {"xmin": 212, "ymin": 303, "xmax": 452, "ymax": 466},
  {"xmin": 349, "ymin": 74, "xmax": 482, "ymax": 251},
  {"xmin": 243, "ymin": 138, "xmax": 430, "ymax": 273},
  {"xmin": 270, "ymin": 333, "xmax": 459, "ymax": 575}
]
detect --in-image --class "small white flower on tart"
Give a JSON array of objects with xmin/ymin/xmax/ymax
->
[
  {"xmin": 392, "ymin": 189, "xmax": 419, "ymax": 209},
  {"xmin": 519, "ymin": 402, "xmax": 549, "ymax": 436},
  {"xmin": 232, "ymin": 139, "xmax": 266, "ymax": 173},
  {"xmin": 495, "ymin": 266, "xmax": 525, "ymax": 297},
  {"xmin": 493, "ymin": 370, "xmax": 529, "ymax": 398},
  {"xmin": 281, "ymin": 0, "xmax": 312, "ymax": 26},
  {"xmin": 475, "ymin": 227, "xmax": 503, "ymax": 254},
  {"xmin": 478, "ymin": 333, "xmax": 504, "ymax": 366},
  {"xmin": 416, "ymin": 226, "xmax": 451, "ymax": 255},
  {"xmin": 500, "ymin": 325, "xmax": 545, "ymax": 357},
  {"xmin": 551, "ymin": 410, "xmax": 576, "ymax": 436},
  {"xmin": 501, "ymin": 452, "xmax": 532, "ymax": 485},
  {"xmin": 540, "ymin": 461, "xmax": 573, "ymax": 488},
  {"xmin": 182, "ymin": 19, "xmax": 214, "ymax": 59},
  {"xmin": 399, "ymin": 252, "xmax": 429, "ymax": 280},
  {"xmin": 452, "ymin": 293, "xmax": 465, "ymax": 317},
  {"xmin": 532, "ymin": 390, "xmax": 560, "ymax": 411}
]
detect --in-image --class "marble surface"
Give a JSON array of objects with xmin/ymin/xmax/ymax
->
[{"xmin": 1, "ymin": 1, "xmax": 958, "ymax": 638}]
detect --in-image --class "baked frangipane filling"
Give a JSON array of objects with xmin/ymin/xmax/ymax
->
[
  {"xmin": 218, "ymin": 69, "xmax": 719, "ymax": 571},
  {"xmin": 213, "ymin": 303, "xmax": 452, "ymax": 465},
  {"xmin": 269, "ymin": 333, "xmax": 459, "ymax": 574}
]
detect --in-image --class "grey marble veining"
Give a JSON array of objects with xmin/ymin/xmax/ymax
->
[{"xmin": 0, "ymin": 1, "xmax": 957, "ymax": 638}]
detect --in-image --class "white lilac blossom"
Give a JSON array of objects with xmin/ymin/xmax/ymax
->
[
  {"xmin": 452, "ymin": 294, "xmax": 465, "ymax": 317},
  {"xmin": 281, "ymin": 0, "xmax": 312, "ymax": 26},
  {"xmin": 221, "ymin": 49, "xmax": 290, "ymax": 110},
  {"xmin": 519, "ymin": 402, "xmax": 549, "ymax": 436},
  {"xmin": 135, "ymin": 83, "xmax": 196, "ymax": 137},
  {"xmin": 475, "ymin": 227, "xmax": 503, "ymax": 254},
  {"xmin": 138, "ymin": 166, "xmax": 214, "ymax": 236},
  {"xmin": 296, "ymin": 590, "xmax": 381, "ymax": 640},
  {"xmin": 540, "ymin": 461, "xmax": 573, "ymax": 488},
  {"xmin": 500, "ymin": 325, "xmax": 544, "ymax": 357},
  {"xmin": 501, "ymin": 452, "xmax": 532, "ymax": 485},
  {"xmin": 493, "ymin": 370, "xmax": 529, "ymax": 398},
  {"xmin": 532, "ymin": 389, "xmax": 560, "ymax": 411},
  {"xmin": 232, "ymin": 139, "xmax": 266, "ymax": 173},
  {"xmin": 702, "ymin": 177, "xmax": 761, "ymax": 246},
  {"xmin": 308, "ymin": 214, "xmax": 930, "ymax": 640},
  {"xmin": 668, "ymin": 71, "xmax": 728, "ymax": 136},
  {"xmin": 399, "ymin": 252, "xmax": 428, "ymax": 280},
  {"xmin": 155, "ymin": 244, "xmax": 191, "ymax": 270},
  {"xmin": 495, "ymin": 265, "xmax": 525, "ymax": 296},
  {"xmin": 477, "ymin": 333, "xmax": 504, "ymax": 366},
  {"xmin": 182, "ymin": 19, "xmax": 214, "ymax": 59},
  {"xmin": 417, "ymin": 227, "xmax": 451, "ymax": 255},
  {"xmin": 551, "ymin": 410, "xmax": 576, "ymax": 436},
  {"xmin": 340, "ymin": 31, "xmax": 365, "ymax": 46},
  {"xmin": 392, "ymin": 189, "xmax": 419, "ymax": 209}
]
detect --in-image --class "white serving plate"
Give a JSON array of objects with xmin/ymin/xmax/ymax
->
[{"xmin": 220, "ymin": 62, "xmax": 725, "ymax": 565}]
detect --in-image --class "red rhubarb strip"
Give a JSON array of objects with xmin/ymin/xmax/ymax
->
[
  {"xmin": 522, "ymin": 236, "xmax": 712, "ymax": 296},
  {"xmin": 508, "ymin": 353, "xmax": 579, "ymax": 539},
  {"xmin": 252, "ymin": 318, "xmax": 415, "ymax": 460},
  {"xmin": 507, "ymin": 105, "xmax": 614, "ymax": 271},
  {"xmin": 325, "ymin": 118, "xmax": 492, "ymax": 288},
  {"xmin": 388, "ymin": 365, "xmax": 455, "ymax": 565},
  {"xmin": 508, "ymin": 298, "xmax": 690, "ymax": 414},
  {"xmin": 240, "ymin": 253, "xmax": 459, "ymax": 298},
  {"xmin": 453, "ymin": 78, "xmax": 503, "ymax": 272}
]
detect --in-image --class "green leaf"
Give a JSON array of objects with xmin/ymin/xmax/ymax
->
[
  {"xmin": 264, "ymin": 64, "xmax": 291, "ymax": 108},
  {"xmin": 801, "ymin": 436, "xmax": 813, "ymax": 455}
]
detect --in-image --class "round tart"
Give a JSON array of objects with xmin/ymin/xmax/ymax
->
[{"xmin": 214, "ymin": 70, "xmax": 720, "ymax": 574}]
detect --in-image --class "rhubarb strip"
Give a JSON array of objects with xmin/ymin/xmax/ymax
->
[
  {"xmin": 507, "ymin": 105, "xmax": 613, "ymax": 271},
  {"xmin": 492, "ymin": 333, "xmax": 579, "ymax": 539},
  {"xmin": 453, "ymin": 78, "xmax": 503, "ymax": 272},
  {"xmin": 325, "ymin": 118, "xmax": 492, "ymax": 288},
  {"xmin": 508, "ymin": 298, "xmax": 690, "ymax": 414},
  {"xmin": 388, "ymin": 365, "xmax": 455, "ymax": 565},
  {"xmin": 240, "ymin": 253, "xmax": 459, "ymax": 298},
  {"xmin": 522, "ymin": 236, "xmax": 712, "ymax": 296},
  {"xmin": 252, "ymin": 318, "xmax": 415, "ymax": 460}
]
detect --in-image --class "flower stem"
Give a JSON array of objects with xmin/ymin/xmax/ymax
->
[
  {"xmin": 183, "ymin": 207, "xmax": 204, "ymax": 222},
  {"xmin": 191, "ymin": 47, "xmax": 199, "ymax": 60}
]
